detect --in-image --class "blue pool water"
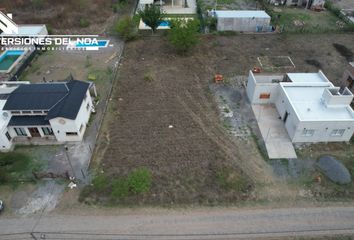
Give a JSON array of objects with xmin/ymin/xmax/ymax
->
[
  {"xmin": 144, "ymin": 20, "xmax": 171, "ymax": 27},
  {"xmin": 159, "ymin": 20, "xmax": 170, "ymax": 27},
  {"xmin": 0, "ymin": 50, "xmax": 25, "ymax": 71},
  {"xmin": 76, "ymin": 40, "xmax": 108, "ymax": 48}
]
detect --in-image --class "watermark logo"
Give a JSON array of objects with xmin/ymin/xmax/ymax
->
[{"xmin": 0, "ymin": 35, "xmax": 111, "ymax": 51}]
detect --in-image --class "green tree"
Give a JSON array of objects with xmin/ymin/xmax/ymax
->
[
  {"xmin": 168, "ymin": 19, "xmax": 200, "ymax": 54},
  {"xmin": 115, "ymin": 16, "xmax": 137, "ymax": 41},
  {"xmin": 138, "ymin": 4, "xmax": 164, "ymax": 34}
]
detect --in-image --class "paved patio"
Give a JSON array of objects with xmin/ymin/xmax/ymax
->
[{"xmin": 252, "ymin": 104, "xmax": 297, "ymax": 159}]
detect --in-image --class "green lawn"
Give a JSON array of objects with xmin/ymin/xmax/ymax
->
[
  {"xmin": 0, "ymin": 146, "xmax": 57, "ymax": 186},
  {"xmin": 273, "ymin": 8, "xmax": 344, "ymax": 33}
]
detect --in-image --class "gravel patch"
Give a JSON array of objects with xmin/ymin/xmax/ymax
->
[
  {"xmin": 17, "ymin": 181, "xmax": 64, "ymax": 215},
  {"xmin": 317, "ymin": 155, "xmax": 352, "ymax": 185}
]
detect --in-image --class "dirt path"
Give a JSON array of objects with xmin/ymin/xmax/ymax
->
[{"xmin": 2, "ymin": 206, "xmax": 354, "ymax": 239}]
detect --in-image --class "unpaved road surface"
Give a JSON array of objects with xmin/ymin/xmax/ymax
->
[{"xmin": 1, "ymin": 206, "xmax": 354, "ymax": 239}]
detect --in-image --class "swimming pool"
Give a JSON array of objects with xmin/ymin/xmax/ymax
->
[
  {"xmin": 159, "ymin": 20, "xmax": 171, "ymax": 27},
  {"xmin": 76, "ymin": 40, "xmax": 109, "ymax": 48},
  {"xmin": 0, "ymin": 50, "xmax": 25, "ymax": 73},
  {"xmin": 143, "ymin": 20, "xmax": 171, "ymax": 28}
]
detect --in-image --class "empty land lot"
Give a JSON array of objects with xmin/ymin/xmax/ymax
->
[{"xmin": 90, "ymin": 33, "xmax": 354, "ymax": 205}]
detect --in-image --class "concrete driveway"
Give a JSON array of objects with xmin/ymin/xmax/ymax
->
[{"xmin": 252, "ymin": 104, "xmax": 297, "ymax": 159}]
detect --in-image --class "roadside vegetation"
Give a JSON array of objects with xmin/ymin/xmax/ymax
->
[{"xmin": 80, "ymin": 167, "xmax": 152, "ymax": 204}]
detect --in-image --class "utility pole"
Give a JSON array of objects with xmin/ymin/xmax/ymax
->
[{"xmin": 64, "ymin": 145, "xmax": 76, "ymax": 179}]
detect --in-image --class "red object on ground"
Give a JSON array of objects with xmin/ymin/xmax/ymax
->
[
  {"xmin": 214, "ymin": 74, "xmax": 223, "ymax": 83},
  {"xmin": 252, "ymin": 67, "xmax": 261, "ymax": 73}
]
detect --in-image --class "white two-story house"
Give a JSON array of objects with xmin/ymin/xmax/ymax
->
[{"xmin": 0, "ymin": 78, "xmax": 94, "ymax": 151}]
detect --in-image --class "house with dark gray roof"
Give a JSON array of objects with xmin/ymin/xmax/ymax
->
[{"xmin": 0, "ymin": 78, "xmax": 94, "ymax": 151}]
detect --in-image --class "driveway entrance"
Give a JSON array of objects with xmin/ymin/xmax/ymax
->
[{"xmin": 252, "ymin": 104, "xmax": 297, "ymax": 159}]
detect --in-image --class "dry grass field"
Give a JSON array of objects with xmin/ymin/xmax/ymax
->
[{"xmin": 87, "ymin": 33, "xmax": 354, "ymax": 205}]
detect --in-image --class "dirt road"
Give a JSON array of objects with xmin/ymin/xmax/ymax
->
[{"xmin": 1, "ymin": 206, "xmax": 354, "ymax": 239}]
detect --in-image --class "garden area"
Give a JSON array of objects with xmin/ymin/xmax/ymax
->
[{"xmin": 271, "ymin": 7, "xmax": 347, "ymax": 33}]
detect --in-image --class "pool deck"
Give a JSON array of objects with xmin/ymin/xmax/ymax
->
[
  {"xmin": 0, "ymin": 50, "xmax": 27, "ymax": 74},
  {"xmin": 138, "ymin": 17, "xmax": 194, "ymax": 30}
]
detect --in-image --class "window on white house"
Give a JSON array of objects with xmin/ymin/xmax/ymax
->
[
  {"xmin": 22, "ymin": 111, "xmax": 31, "ymax": 114},
  {"xmin": 14, "ymin": 127, "xmax": 27, "ymax": 136},
  {"xmin": 10, "ymin": 111, "xmax": 21, "ymax": 115},
  {"xmin": 302, "ymin": 129, "xmax": 315, "ymax": 137},
  {"xmin": 5, "ymin": 132, "xmax": 11, "ymax": 141},
  {"xmin": 66, "ymin": 132, "xmax": 78, "ymax": 136},
  {"xmin": 86, "ymin": 103, "xmax": 90, "ymax": 111},
  {"xmin": 33, "ymin": 110, "xmax": 43, "ymax": 114},
  {"xmin": 42, "ymin": 127, "xmax": 53, "ymax": 136},
  {"xmin": 331, "ymin": 129, "xmax": 345, "ymax": 137}
]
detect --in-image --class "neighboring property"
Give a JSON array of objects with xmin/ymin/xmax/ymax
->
[
  {"xmin": 137, "ymin": 0, "xmax": 196, "ymax": 15},
  {"xmin": 0, "ymin": 10, "xmax": 48, "ymax": 36},
  {"xmin": 137, "ymin": 0, "xmax": 196, "ymax": 30},
  {"xmin": 342, "ymin": 62, "xmax": 354, "ymax": 91},
  {"xmin": 0, "ymin": 77, "xmax": 95, "ymax": 151},
  {"xmin": 267, "ymin": 0, "xmax": 325, "ymax": 9},
  {"xmin": 247, "ymin": 70, "xmax": 354, "ymax": 143},
  {"xmin": 214, "ymin": 11, "xmax": 272, "ymax": 32}
]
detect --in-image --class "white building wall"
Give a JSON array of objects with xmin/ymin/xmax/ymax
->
[
  {"xmin": 0, "ymin": 12, "xmax": 18, "ymax": 34},
  {"xmin": 50, "ymin": 90, "xmax": 93, "ymax": 142},
  {"xmin": 275, "ymin": 87, "xmax": 301, "ymax": 140},
  {"xmin": 246, "ymin": 72, "xmax": 280, "ymax": 104},
  {"xmin": 217, "ymin": 17, "xmax": 270, "ymax": 32},
  {"xmin": 292, "ymin": 121, "xmax": 354, "ymax": 143},
  {"xmin": 0, "ymin": 128, "xmax": 12, "ymax": 151}
]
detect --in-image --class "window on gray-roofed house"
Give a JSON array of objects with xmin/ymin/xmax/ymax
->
[
  {"xmin": 5, "ymin": 132, "xmax": 11, "ymax": 141},
  {"xmin": 331, "ymin": 129, "xmax": 345, "ymax": 137},
  {"xmin": 66, "ymin": 132, "xmax": 78, "ymax": 136},
  {"xmin": 42, "ymin": 127, "xmax": 53, "ymax": 136},
  {"xmin": 14, "ymin": 127, "xmax": 27, "ymax": 136},
  {"xmin": 302, "ymin": 129, "xmax": 315, "ymax": 137},
  {"xmin": 10, "ymin": 111, "xmax": 21, "ymax": 115},
  {"xmin": 22, "ymin": 111, "xmax": 31, "ymax": 114}
]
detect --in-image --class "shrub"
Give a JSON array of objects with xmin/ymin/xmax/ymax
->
[
  {"xmin": 32, "ymin": 0, "xmax": 44, "ymax": 10},
  {"xmin": 92, "ymin": 174, "xmax": 110, "ymax": 192},
  {"xmin": 127, "ymin": 167, "xmax": 152, "ymax": 194},
  {"xmin": 46, "ymin": 25, "xmax": 54, "ymax": 35},
  {"xmin": 111, "ymin": 178, "xmax": 130, "ymax": 198},
  {"xmin": 79, "ymin": 18, "xmax": 90, "ymax": 28},
  {"xmin": 168, "ymin": 19, "xmax": 200, "ymax": 54},
  {"xmin": 115, "ymin": 16, "xmax": 137, "ymax": 41}
]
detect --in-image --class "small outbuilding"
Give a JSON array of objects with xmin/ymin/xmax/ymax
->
[{"xmin": 214, "ymin": 10, "xmax": 271, "ymax": 32}]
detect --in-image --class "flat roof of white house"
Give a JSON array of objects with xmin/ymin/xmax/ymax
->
[
  {"xmin": 17, "ymin": 25, "xmax": 47, "ymax": 35},
  {"xmin": 215, "ymin": 10, "xmax": 271, "ymax": 19},
  {"xmin": 283, "ymin": 85, "xmax": 354, "ymax": 121},
  {"xmin": 287, "ymin": 72, "xmax": 329, "ymax": 83}
]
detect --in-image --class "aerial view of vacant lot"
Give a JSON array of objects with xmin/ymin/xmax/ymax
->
[{"xmin": 84, "ymin": 33, "xmax": 354, "ymax": 206}]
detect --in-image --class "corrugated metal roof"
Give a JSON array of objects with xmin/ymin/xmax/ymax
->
[{"xmin": 215, "ymin": 10, "xmax": 271, "ymax": 19}]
